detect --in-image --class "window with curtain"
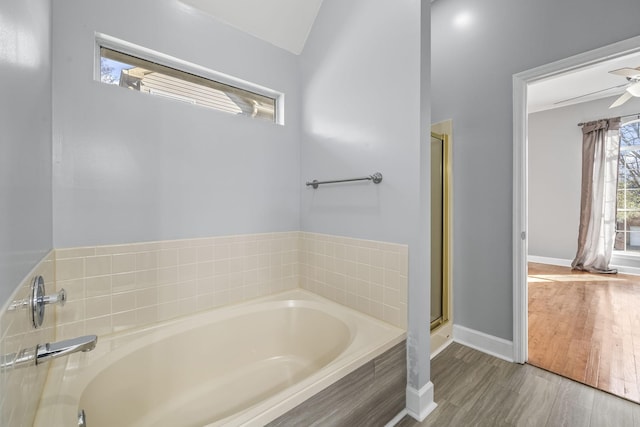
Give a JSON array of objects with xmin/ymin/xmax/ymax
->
[{"xmin": 615, "ymin": 120, "xmax": 640, "ymax": 252}]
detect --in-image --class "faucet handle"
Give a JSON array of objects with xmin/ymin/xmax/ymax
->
[
  {"xmin": 30, "ymin": 277, "xmax": 66, "ymax": 328},
  {"xmin": 8, "ymin": 277, "xmax": 68, "ymax": 328},
  {"xmin": 43, "ymin": 288, "xmax": 66, "ymax": 307}
]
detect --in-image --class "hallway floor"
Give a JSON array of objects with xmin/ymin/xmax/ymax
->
[
  {"xmin": 397, "ymin": 342, "xmax": 640, "ymax": 426},
  {"xmin": 528, "ymin": 262, "xmax": 640, "ymax": 403}
]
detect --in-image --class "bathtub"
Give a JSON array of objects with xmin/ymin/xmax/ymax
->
[{"xmin": 34, "ymin": 290, "xmax": 405, "ymax": 426}]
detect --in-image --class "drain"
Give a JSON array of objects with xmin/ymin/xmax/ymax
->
[{"xmin": 78, "ymin": 409, "xmax": 87, "ymax": 427}]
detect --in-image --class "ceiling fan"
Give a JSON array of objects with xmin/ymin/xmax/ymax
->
[{"xmin": 609, "ymin": 66, "xmax": 640, "ymax": 108}]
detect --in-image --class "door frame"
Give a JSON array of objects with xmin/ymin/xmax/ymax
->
[
  {"xmin": 430, "ymin": 131, "xmax": 451, "ymax": 332},
  {"xmin": 512, "ymin": 35, "xmax": 640, "ymax": 364}
]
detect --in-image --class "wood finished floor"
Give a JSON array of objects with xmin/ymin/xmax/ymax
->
[
  {"xmin": 397, "ymin": 342, "xmax": 640, "ymax": 427},
  {"xmin": 528, "ymin": 262, "xmax": 640, "ymax": 403}
]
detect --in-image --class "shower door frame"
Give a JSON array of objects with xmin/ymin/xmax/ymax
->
[{"xmin": 430, "ymin": 131, "xmax": 451, "ymax": 332}]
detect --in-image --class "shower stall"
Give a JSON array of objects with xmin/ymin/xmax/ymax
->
[{"xmin": 430, "ymin": 132, "xmax": 451, "ymax": 331}]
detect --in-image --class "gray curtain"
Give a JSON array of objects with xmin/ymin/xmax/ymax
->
[{"xmin": 572, "ymin": 118, "xmax": 621, "ymax": 273}]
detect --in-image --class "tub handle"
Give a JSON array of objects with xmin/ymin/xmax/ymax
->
[
  {"xmin": 7, "ymin": 276, "xmax": 67, "ymax": 328},
  {"xmin": 78, "ymin": 409, "xmax": 87, "ymax": 427},
  {"xmin": 43, "ymin": 287, "xmax": 67, "ymax": 307}
]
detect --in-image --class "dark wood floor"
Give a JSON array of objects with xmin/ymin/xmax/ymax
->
[
  {"xmin": 397, "ymin": 343, "xmax": 640, "ymax": 427},
  {"xmin": 528, "ymin": 262, "xmax": 640, "ymax": 403}
]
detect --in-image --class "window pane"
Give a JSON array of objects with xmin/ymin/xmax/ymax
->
[
  {"xmin": 615, "ymin": 231, "xmax": 626, "ymax": 250},
  {"xmin": 623, "ymin": 189, "xmax": 640, "ymax": 212},
  {"xmin": 99, "ymin": 47, "xmax": 276, "ymax": 122},
  {"xmin": 615, "ymin": 121, "xmax": 640, "ymax": 253},
  {"xmin": 619, "ymin": 152, "xmax": 640, "ymax": 189}
]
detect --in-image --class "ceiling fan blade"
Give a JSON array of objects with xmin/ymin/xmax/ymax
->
[
  {"xmin": 627, "ymin": 81, "xmax": 640, "ymax": 97},
  {"xmin": 610, "ymin": 91, "xmax": 633, "ymax": 108},
  {"xmin": 609, "ymin": 67, "xmax": 640, "ymax": 78}
]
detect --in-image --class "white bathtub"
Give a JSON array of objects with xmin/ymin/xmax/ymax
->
[{"xmin": 34, "ymin": 290, "xmax": 405, "ymax": 427}]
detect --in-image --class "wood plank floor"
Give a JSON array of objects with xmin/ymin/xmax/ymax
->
[
  {"xmin": 528, "ymin": 262, "xmax": 640, "ymax": 403},
  {"xmin": 397, "ymin": 342, "xmax": 640, "ymax": 427}
]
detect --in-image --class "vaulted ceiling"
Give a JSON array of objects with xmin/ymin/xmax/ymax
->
[{"xmin": 180, "ymin": 0, "xmax": 324, "ymax": 55}]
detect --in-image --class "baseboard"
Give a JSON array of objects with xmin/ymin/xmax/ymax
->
[
  {"xmin": 615, "ymin": 265, "xmax": 640, "ymax": 275},
  {"xmin": 528, "ymin": 255, "xmax": 640, "ymax": 276},
  {"xmin": 385, "ymin": 409, "xmax": 408, "ymax": 427},
  {"xmin": 527, "ymin": 255, "xmax": 571, "ymax": 267},
  {"xmin": 406, "ymin": 382, "xmax": 437, "ymax": 422},
  {"xmin": 453, "ymin": 324, "xmax": 514, "ymax": 362}
]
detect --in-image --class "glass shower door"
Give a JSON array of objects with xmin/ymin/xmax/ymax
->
[{"xmin": 431, "ymin": 133, "xmax": 445, "ymax": 329}]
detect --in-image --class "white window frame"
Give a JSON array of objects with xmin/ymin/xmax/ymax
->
[{"xmin": 94, "ymin": 33, "xmax": 285, "ymax": 125}]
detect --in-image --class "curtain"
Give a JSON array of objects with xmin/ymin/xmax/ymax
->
[{"xmin": 572, "ymin": 118, "xmax": 621, "ymax": 273}]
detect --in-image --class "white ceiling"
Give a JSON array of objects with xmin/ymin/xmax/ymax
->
[
  {"xmin": 179, "ymin": 0, "xmax": 324, "ymax": 55},
  {"xmin": 528, "ymin": 51, "xmax": 640, "ymax": 113}
]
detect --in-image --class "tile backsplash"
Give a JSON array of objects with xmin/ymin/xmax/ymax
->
[
  {"xmin": 299, "ymin": 233, "xmax": 408, "ymax": 329},
  {"xmin": 55, "ymin": 231, "xmax": 408, "ymax": 339},
  {"xmin": 1, "ymin": 232, "xmax": 408, "ymax": 385},
  {"xmin": 0, "ymin": 252, "xmax": 55, "ymax": 427},
  {"xmin": 54, "ymin": 232, "xmax": 299, "ymax": 340}
]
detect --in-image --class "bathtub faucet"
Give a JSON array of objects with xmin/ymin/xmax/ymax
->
[{"xmin": 1, "ymin": 335, "xmax": 98, "ymax": 370}]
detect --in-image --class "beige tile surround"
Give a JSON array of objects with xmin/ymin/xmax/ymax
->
[
  {"xmin": 299, "ymin": 233, "xmax": 408, "ymax": 329},
  {"xmin": 54, "ymin": 232, "xmax": 300, "ymax": 340},
  {"xmin": 53, "ymin": 232, "xmax": 408, "ymax": 339},
  {"xmin": 54, "ymin": 232, "xmax": 408, "ymax": 340}
]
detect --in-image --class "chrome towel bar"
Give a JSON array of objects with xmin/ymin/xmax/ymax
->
[{"xmin": 306, "ymin": 172, "xmax": 383, "ymax": 189}]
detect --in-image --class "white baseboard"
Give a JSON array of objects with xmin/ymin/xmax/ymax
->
[
  {"xmin": 527, "ymin": 255, "xmax": 571, "ymax": 267},
  {"xmin": 385, "ymin": 409, "xmax": 408, "ymax": 427},
  {"xmin": 406, "ymin": 382, "xmax": 437, "ymax": 422},
  {"xmin": 528, "ymin": 255, "xmax": 640, "ymax": 276},
  {"xmin": 453, "ymin": 324, "xmax": 514, "ymax": 362},
  {"xmin": 615, "ymin": 266, "xmax": 640, "ymax": 276}
]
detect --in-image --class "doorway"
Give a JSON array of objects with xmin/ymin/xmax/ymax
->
[
  {"xmin": 512, "ymin": 35, "xmax": 640, "ymax": 363},
  {"xmin": 513, "ymin": 35, "xmax": 640, "ymax": 401}
]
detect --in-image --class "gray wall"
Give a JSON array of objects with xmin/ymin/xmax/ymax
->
[
  {"xmin": 52, "ymin": 0, "xmax": 301, "ymax": 248},
  {"xmin": 300, "ymin": 0, "xmax": 431, "ymax": 389},
  {"xmin": 529, "ymin": 96, "xmax": 640, "ymax": 261},
  {"xmin": 432, "ymin": 0, "xmax": 640, "ymax": 341},
  {"xmin": 0, "ymin": 0, "xmax": 53, "ymax": 307}
]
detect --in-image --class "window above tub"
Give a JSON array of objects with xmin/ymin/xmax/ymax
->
[{"xmin": 95, "ymin": 34, "xmax": 282, "ymax": 124}]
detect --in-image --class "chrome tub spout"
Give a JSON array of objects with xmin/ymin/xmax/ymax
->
[
  {"xmin": 36, "ymin": 335, "xmax": 98, "ymax": 365},
  {"xmin": 1, "ymin": 335, "xmax": 98, "ymax": 370}
]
